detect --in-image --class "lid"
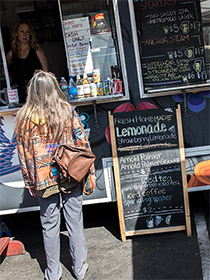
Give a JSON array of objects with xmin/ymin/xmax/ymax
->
[{"xmin": 95, "ymin": 13, "xmax": 104, "ymax": 20}]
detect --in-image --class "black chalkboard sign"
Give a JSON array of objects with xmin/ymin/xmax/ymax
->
[
  {"xmin": 134, "ymin": 0, "xmax": 207, "ymax": 88},
  {"xmin": 108, "ymin": 106, "xmax": 191, "ymax": 241}
]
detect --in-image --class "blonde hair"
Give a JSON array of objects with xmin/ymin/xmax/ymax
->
[
  {"xmin": 15, "ymin": 71, "xmax": 72, "ymax": 141},
  {"xmin": 11, "ymin": 20, "xmax": 40, "ymax": 55}
]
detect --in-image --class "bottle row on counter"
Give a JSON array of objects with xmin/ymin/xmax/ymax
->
[{"xmin": 59, "ymin": 69, "xmax": 123, "ymax": 101}]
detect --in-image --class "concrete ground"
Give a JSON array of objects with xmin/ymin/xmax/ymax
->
[{"xmin": 0, "ymin": 190, "xmax": 209, "ymax": 280}]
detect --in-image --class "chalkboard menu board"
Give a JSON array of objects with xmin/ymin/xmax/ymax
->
[
  {"xmin": 109, "ymin": 107, "xmax": 191, "ymax": 241},
  {"xmin": 134, "ymin": 0, "xmax": 207, "ymax": 88}
]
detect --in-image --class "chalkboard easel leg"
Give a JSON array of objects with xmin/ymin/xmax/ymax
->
[
  {"xmin": 176, "ymin": 105, "xmax": 192, "ymax": 237},
  {"xmin": 108, "ymin": 111, "xmax": 127, "ymax": 242}
]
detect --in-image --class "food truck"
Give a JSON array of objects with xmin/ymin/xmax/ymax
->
[{"xmin": 0, "ymin": 0, "xmax": 210, "ymax": 215}]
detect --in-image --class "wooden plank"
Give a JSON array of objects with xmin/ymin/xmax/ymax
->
[
  {"xmin": 126, "ymin": 226, "xmax": 186, "ymax": 236},
  {"xmin": 176, "ymin": 105, "xmax": 192, "ymax": 237},
  {"xmin": 108, "ymin": 111, "xmax": 126, "ymax": 242}
]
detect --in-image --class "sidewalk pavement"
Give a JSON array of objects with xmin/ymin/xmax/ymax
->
[{"xmin": 0, "ymin": 191, "xmax": 208, "ymax": 280}]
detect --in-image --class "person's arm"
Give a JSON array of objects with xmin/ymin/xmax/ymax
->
[
  {"xmin": 6, "ymin": 50, "xmax": 13, "ymax": 66},
  {"xmin": 16, "ymin": 132, "xmax": 36, "ymax": 196},
  {"xmin": 72, "ymin": 109, "xmax": 96, "ymax": 194},
  {"xmin": 36, "ymin": 48, "xmax": 48, "ymax": 72},
  {"xmin": 72, "ymin": 109, "xmax": 91, "ymax": 149},
  {"xmin": 5, "ymin": 50, "xmax": 13, "ymax": 83}
]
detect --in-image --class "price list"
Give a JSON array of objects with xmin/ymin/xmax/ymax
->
[{"xmin": 134, "ymin": 0, "xmax": 207, "ymax": 87}]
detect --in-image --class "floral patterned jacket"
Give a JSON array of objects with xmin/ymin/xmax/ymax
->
[{"xmin": 15, "ymin": 108, "xmax": 96, "ymax": 195}]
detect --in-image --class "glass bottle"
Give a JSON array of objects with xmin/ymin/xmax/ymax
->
[
  {"xmin": 90, "ymin": 78, "xmax": 98, "ymax": 98},
  {"xmin": 82, "ymin": 73, "xmax": 91, "ymax": 98},
  {"xmin": 76, "ymin": 74, "xmax": 84, "ymax": 99}
]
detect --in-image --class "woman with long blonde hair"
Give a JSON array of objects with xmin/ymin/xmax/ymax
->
[
  {"xmin": 15, "ymin": 71, "xmax": 95, "ymax": 280},
  {"xmin": 7, "ymin": 20, "xmax": 48, "ymax": 103}
]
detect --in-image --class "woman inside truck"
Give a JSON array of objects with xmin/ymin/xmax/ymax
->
[{"xmin": 6, "ymin": 20, "xmax": 48, "ymax": 104}]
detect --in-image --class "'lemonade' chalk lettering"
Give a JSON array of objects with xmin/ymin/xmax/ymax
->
[{"xmin": 116, "ymin": 122, "xmax": 167, "ymax": 137}]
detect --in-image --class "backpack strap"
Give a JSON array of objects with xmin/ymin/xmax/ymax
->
[{"xmin": 71, "ymin": 106, "xmax": 77, "ymax": 145}]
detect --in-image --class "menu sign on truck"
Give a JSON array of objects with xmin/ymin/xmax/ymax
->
[
  {"xmin": 134, "ymin": 0, "xmax": 207, "ymax": 88},
  {"xmin": 108, "ymin": 106, "xmax": 191, "ymax": 241},
  {"xmin": 63, "ymin": 17, "xmax": 93, "ymax": 75}
]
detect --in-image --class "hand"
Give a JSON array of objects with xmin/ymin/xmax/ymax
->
[{"xmin": 29, "ymin": 188, "xmax": 37, "ymax": 197}]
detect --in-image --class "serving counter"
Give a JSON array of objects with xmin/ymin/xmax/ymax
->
[{"xmin": 0, "ymin": 106, "xmax": 19, "ymax": 116}]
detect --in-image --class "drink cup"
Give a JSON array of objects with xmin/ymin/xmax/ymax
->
[{"xmin": 146, "ymin": 217, "xmax": 154, "ymax": 228}]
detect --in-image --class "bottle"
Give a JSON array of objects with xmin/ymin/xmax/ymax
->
[
  {"xmin": 90, "ymin": 78, "xmax": 98, "ymax": 97},
  {"xmin": 109, "ymin": 77, "xmax": 115, "ymax": 95},
  {"xmin": 60, "ymin": 77, "xmax": 69, "ymax": 101},
  {"xmin": 82, "ymin": 73, "xmax": 91, "ymax": 98},
  {"xmin": 76, "ymin": 74, "xmax": 84, "ymax": 99},
  {"xmin": 68, "ymin": 75, "xmax": 77, "ymax": 100},
  {"xmin": 97, "ymin": 80, "xmax": 104, "ymax": 96},
  {"xmin": 114, "ymin": 72, "xmax": 123, "ymax": 94},
  {"xmin": 103, "ymin": 79, "xmax": 110, "ymax": 95}
]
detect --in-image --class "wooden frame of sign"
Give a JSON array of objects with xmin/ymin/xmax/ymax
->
[{"xmin": 108, "ymin": 105, "xmax": 191, "ymax": 242}]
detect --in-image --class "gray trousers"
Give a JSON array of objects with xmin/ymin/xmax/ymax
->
[{"xmin": 37, "ymin": 185, "xmax": 87, "ymax": 280}]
